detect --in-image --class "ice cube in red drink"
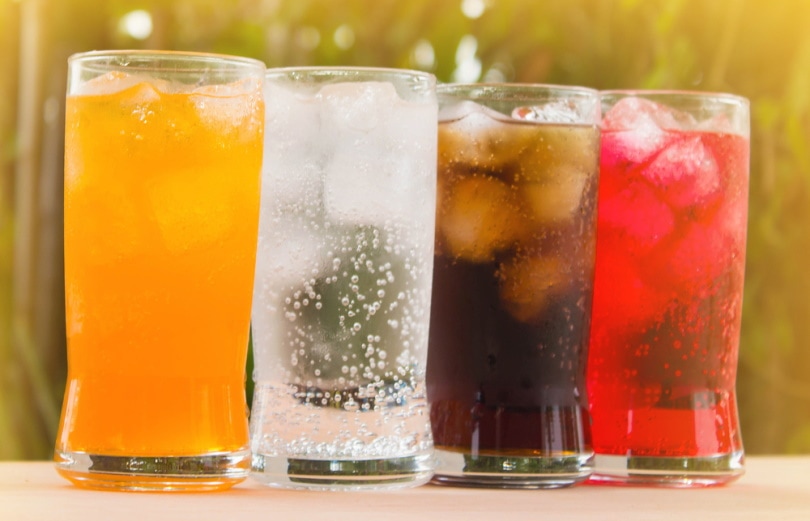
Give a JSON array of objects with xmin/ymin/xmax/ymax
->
[{"xmin": 644, "ymin": 135, "xmax": 722, "ymax": 210}]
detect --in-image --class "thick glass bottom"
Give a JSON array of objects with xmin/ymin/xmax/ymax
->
[
  {"xmin": 54, "ymin": 450, "xmax": 250, "ymax": 492},
  {"xmin": 250, "ymin": 452, "xmax": 435, "ymax": 491},
  {"xmin": 589, "ymin": 452, "xmax": 745, "ymax": 487},
  {"xmin": 430, "ymin": 448, "xmax": 593, "ymax": 489}
]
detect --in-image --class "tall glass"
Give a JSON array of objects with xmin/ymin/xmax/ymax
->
[
  {"xmin": 250, "ymin": 67, "xmax": 438, "ymax": 490},
  {"xmin": 588, "ymin": 91, "xmax": 749, "ymax": 486},
  {"xmin": 56, "ymin": 50, "xmax": 265, "ymax": 491},
  {"xmin": 426, "ymin": 84, "xmax": 601, "ymax": 488}
]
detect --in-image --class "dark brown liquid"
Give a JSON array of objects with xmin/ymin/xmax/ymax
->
[{"xmin": 427, "ymin": 259, "xmax": 592, "ymax": 454}]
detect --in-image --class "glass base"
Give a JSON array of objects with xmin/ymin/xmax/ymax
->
[
  {"xmin": 250, "ymin": 452, "xmax": 435, "ymax": 491},
  {"xmin": 430, "ymin": 449, "xmax": 593, "ymax": 489},
  {"xmin": 589, "ymin": 452, "xmax": 745, "ymax": 487},
  {"xmin": 54, "ymin": 450, "xmax": 250, "ymax": 492}
]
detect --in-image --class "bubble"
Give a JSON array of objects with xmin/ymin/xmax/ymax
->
[{"xmin": 352, "ymin": 322, "xmax": 362, "ymax": 332}]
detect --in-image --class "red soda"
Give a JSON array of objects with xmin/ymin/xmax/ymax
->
[{"xmin": 588, "ymin": 94, "xmax": 749, "ymax": 485}]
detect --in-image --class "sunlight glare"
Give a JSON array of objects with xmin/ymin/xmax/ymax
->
[
  {"xmin": 412, "ymin": 39, "xmax": 436, "ymax": 70},
  {"xmin": 461, "ymin": 0, "xmax": 487, "ymax": 19},
  {"xmin": 119, "ymin": 10, "xmax": 153, "ymax": 41},
  {"xmin": 334, "ymin": 25, "xmax": 355, "ymax": 50}
]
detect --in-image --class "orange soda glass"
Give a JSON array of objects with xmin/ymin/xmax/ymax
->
[{"xmin": 55, "ymin": 50, "xmax": 265, "ymax": 491}]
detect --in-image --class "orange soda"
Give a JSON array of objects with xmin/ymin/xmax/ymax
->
[{"xmin": 56, "ymin": 72, "xmax": 263, "ymax": 490}]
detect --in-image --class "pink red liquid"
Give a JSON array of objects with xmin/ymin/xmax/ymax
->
[{"xmin": 588, "ymin": 100, "xmax": 749, "ymax": 457}]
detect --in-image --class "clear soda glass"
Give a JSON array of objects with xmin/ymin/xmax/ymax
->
[{"xmin": 249, "ymin": 67, "xmax": 438, "ymax": 490}]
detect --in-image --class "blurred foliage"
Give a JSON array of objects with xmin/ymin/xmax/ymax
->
[{"xmin": 1, "ymin": 0, "xmax": 809, "ymax": 459}]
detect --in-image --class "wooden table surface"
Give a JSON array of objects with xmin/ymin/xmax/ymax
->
[{"xmin": 1, "ymin": 457, "xmax": 809, "ymax": 520}]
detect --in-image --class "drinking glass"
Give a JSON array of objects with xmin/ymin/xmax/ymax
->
[
  {"xmin": 56, "ymin": 50, "xmax": 265, "ymax": 491},
  {"xmin": 426, "ymin": 84, "xmax": 601, "ymax": 488},
  {"xmin": 588, "ymin": 90, "xmax": 750, "ymax": 486},
  {"xmin": 249, "ymin": 67, "xmax": 438, "ymax": 490}
]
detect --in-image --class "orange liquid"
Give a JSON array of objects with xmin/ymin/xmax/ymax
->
[{"xmin": 57, "ymin": 81, "xmax": 263, "ymax": 458}]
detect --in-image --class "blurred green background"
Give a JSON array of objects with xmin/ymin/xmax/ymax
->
[{"xmin": 1, "ymin": 0, "xmax": 809, "ymax": 460}]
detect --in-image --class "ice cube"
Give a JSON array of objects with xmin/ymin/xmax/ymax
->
[
  {"xmin": 696, "ymin": 113, "xmax": 737, "ymax": 134},
  {"xmin": 498, "ymin": 254, "xmax": 567, "ymax": 323},
  {"xmin": 439, "ymin": 107, "xmax": 534, "ymax": 178},
  {"xmin": 600, "ymin": 97, "xmax": 689, "ymax": 168},
  {"xmin": 715, "ymin": 190, "xmax": 749, "ymax": 253},
  {"xmin": 516, "ymin": 125, "xmax": 599, "ymax": 183},
  {"xmin": 263, "ymin": 83, "xmax": 325, "ymax": 207},
  {"xmin": 318, "ymin": 81, "xmax": 401, "ymax": 132},
  {"xmin": 665, "ymin": 220, "xmax": 732, "ymax": 294},
  {"xmin": 643, "ymin": 135, "xmax": 721, "ymax": 210},
  {"xmin": 665, "ymin": 188, "xmax": 747, "ymax": 295},
  {"xmin": 438, "ymin": 175, "xmax": 530, "ymax": 263},
  {"xmin": 192, "ymin": 78, "xmax": 260, "ymax": 98},
  {"xmin": 439, "ymin": 99, "xmax": 507, "ymax": 123},
  {"xmin": 512, "ymin": 100, "xmax": 584, "ymax": 124},
  {"xmin": 521, "ymin": 165, "xmax": 590, "ymax": 223},
  {"xmin": 191, "ymin": 80, "xmax": 262, "ymax": 134},
  {"xmin": 254, "ymin": 218, "xmax": 327, "ymax": 291},
  {"xmin": 322, "ymin": 146, "xmax": 409, "ymax": 225},
  {"xmin": 148, "ymin": 169, "xmax": 233, "ymax": 254},
  {"xmin": 603, "ymin": 97, "xmax": 696, "ymax": 132},
  {"xmin": 79, "ymin": 71, "xmax": 168, "ymax": 98},
  {"xmin": 320, "ymin": 85, "xmax": 437, "ymax": 226},
  {"xmin": 598, "ymin": 180, "xmax": 675, "ymax": 255}
]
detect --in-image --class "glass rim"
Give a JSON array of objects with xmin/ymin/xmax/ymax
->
[
  {"xmin": 437, "ymin": 82, "xmax": 599, "ymax": 97},
  {"xmin": 265, "ymin": 65, "xmax": 436, "ymax": 83},
  {"xmin": 601, "ymin": 89, "xmax": 749, "ymax": 108},
  {"xmin": 67, "ymin": 49, "xmax": 267, "ymax": 72}
]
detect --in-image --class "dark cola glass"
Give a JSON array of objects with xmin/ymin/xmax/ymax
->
[{"xmin": 426, "ymin": 84, "xmax": 600, "ymax": 488}]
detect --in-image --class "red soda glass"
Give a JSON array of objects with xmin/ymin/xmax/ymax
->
[{"xmin": 588, "ymin": 91, "xmax": 749, "ymax": 486}]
